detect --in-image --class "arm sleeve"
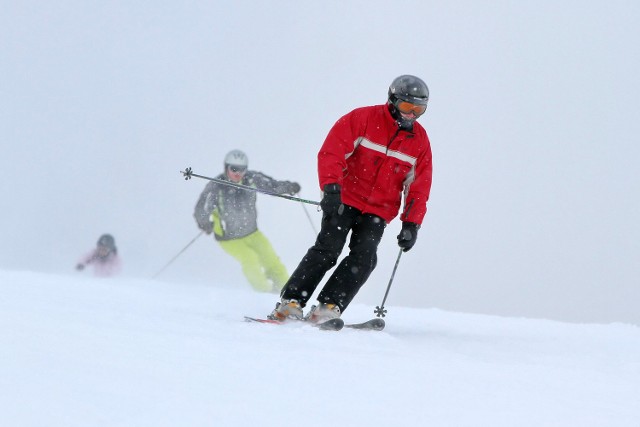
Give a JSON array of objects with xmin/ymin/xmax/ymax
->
[
  {"xmin": 317, "ymin": 108, "xmax": 366, "ymax": 190},
  {"xmin": 78, "ymin": 249, "xmax": 98, "ymax": 266},
  {"xmin": 193, "ymin": 182, "xmax": 217, "ymax": 227},
  {"xmin": 401, "ymin": 142, "xmax": 432, "ymax": 225},
  {"xmin": 249, "ymin": 171, "xmax": 298, "ymax": 195}
]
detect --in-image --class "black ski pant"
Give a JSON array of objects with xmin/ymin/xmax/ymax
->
[{"xmin": 281, "ymin": 205, "xmax": 386, "ymax": 312}]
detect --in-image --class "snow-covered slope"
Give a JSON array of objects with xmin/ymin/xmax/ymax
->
[{"xmin": 2, "ymin": 269, "xmax": 639, "ymax": 427}]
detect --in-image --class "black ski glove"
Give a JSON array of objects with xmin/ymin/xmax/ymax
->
[
  {"xmin": 397, "ymin": 222, "xmax": 420, "ymax": 252},
  {"xmin": 320, "ymin": 184, "xmax": 343, "ymax": 216},
  {"xmin": 287, "ymin": 182, "xmax": 301, "ymax": 195}
]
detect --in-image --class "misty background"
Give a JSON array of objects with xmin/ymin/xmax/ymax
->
[{"xmin": 2, "ymin": 1, "xmax": 638, "ymax": 325}]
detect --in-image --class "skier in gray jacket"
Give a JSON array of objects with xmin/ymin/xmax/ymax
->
[{"xmin": 194, "ymin": 149, "xmax": 300, "ymax": 292}]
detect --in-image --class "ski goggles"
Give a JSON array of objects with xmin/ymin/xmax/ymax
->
[
  {"xmin": 395, "ymin": 100, "xmax": 427, "ymax": 116},
  {"xmin": 228, "ymin": 165, "xmax": 247, "ymax": 173}
]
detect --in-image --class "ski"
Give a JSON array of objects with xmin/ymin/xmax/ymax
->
[
  {"xmin": 314, "ymin": 318, "xmax": 344, "ymax": 331},
  {"xmin": 244, "ymin": 316, "xmax": 383, "ymax": 331},
  {"xmin": 243, "ymin": 316, "xmax": 344, "ymax": 331},
  {"xmin": 344, "ymin": 318, "xmax": 386, "ymax": 331},
  {"xmin": 244, "ymin": 316, "xmax": 280, "ymax": 325}
]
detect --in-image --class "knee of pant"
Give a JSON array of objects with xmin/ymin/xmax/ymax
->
[
  {"xmin": 308, "ymin": 247, "xmax": 341, "ymax": 267},
  {"xmin": 351, "ymin": 250, "xmax": 377, "ymax": 269}
]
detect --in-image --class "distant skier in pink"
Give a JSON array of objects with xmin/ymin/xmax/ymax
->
[{"xmin": 76, "ymin": 234, "xmax": 122, "ymax": 277}]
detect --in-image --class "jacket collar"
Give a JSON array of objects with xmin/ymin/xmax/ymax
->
[{"xmin": 383, "ymin": 103, "xmax": 414, "ymax": 132}]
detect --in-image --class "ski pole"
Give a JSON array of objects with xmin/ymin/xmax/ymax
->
[
  {"xmin": 152, "ymin": 230, "xmax": 204, "ymax": 279},
  {"xmin": 374, "ymin": 248, "xmax": 403, "ymax": 318},
  {"xmin": 374, "ymin": 202, "xmax": 415, "ymax": 317},
  {"xmin": 181, "ymin": 167, "xmax": 320, "ymax": 206},
  {"xmin": 299, "ymin": 202, "xmax": 319, "ymax": 236}
]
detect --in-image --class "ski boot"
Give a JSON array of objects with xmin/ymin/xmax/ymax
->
[
  {"xmin": 268, "ymin": 298, "xmax": 303, "ymax": 321},
  {"xmin": 305, "ymin": 302, "xmax": 341, "ymax": 324}
]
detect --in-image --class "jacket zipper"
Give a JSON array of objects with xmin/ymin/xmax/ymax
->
[{"xmin": 386, "ymin": 128, "xmax": 401, "ymax": 154}]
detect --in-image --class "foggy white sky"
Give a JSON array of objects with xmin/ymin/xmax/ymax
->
[{"xmin": 2, "ymin": 1, "xmax": 639, "ymax": 325}]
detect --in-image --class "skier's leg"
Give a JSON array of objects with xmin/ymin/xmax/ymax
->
[
  {"xmin": 317, "ymin": 213, "xmax": 386, "ymax": 311},
  {"xmin": 245, "ymin": 230, "xmax": 289, "ymax": 292},
  {"xmin": 280, "ymin": 206, "xmax": 357, "ymax": 306},
  {"xmin": 218, "ymin": 237, "xmax": 272, "ymax": 292}
]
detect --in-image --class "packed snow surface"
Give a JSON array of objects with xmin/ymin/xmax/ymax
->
[{"xmin": 2, "ymin": 269, "xmax": 639, "ymax": 426}]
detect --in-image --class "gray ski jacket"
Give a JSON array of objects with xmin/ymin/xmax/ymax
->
[{"xmin": 193, "ymin": 171, "xmax": 298, "ymax": 241}]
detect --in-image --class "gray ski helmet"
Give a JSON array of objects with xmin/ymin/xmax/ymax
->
[
  {"xmin": 224, "ymin": 149, "xmax": 248, "ymax": 169},
  {"xmin": 388, "ymin": 75, "xmax": 429, "ymax": 109},
  {"xmin": 97, "ymin": 234, "xmax": 115, "ymax": 249}
]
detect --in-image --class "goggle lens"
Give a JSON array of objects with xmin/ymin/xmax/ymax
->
[
  {"xmin": 396, "ymin": 100, "xmax": 427, "ymax": 116},
  {"xmin": 228, "ymin": 165, "xmax": 247, "ymax": 173}
]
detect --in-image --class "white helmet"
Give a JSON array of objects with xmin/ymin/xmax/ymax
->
[{"xmin": 224, "ymin": 149, "xmax": 248, "ymax": 168}]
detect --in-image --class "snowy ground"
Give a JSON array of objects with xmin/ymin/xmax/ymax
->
[{"xmin": 2, "ymin": 269, "xmax": 639, "ymax": 427}]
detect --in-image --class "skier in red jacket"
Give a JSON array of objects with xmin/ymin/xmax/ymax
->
[{"xmin": 269, "ymin": 75, "xmax": 433, "ymax": 323}]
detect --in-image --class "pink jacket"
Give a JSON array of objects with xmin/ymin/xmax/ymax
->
[{"xmin": 78, "ymin": 250, "xmax": 122, "ymax": 277}]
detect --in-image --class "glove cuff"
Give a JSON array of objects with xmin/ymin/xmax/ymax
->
[
  {"xmin": 403, "ymin": 221, "xmax": 420, "ymax": 230},
  {"xmin": 323, "ymin": 183, "xmax": 341, "ymax": 194}
]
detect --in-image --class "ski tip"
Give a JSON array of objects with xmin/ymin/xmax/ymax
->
[
  {"xmin": 244, "ymin": 316, "xmax": 281, "ymax": 324},
  {"xmin": 343, "ymin": 318, "xmax": 386, "ymax": 331},
  {"xmin": 370, "ymin": 318, "xmax": 386, "ymax": 330}
]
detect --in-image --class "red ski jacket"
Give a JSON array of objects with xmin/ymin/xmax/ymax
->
[{"xmin": 318, "ymin": 104, "xmax": 432, "ymax": 225}]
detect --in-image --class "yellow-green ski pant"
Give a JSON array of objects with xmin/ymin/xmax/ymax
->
[{"xmin": 217, "ymin": 230, "xmax": 289, "ymax": 293}]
